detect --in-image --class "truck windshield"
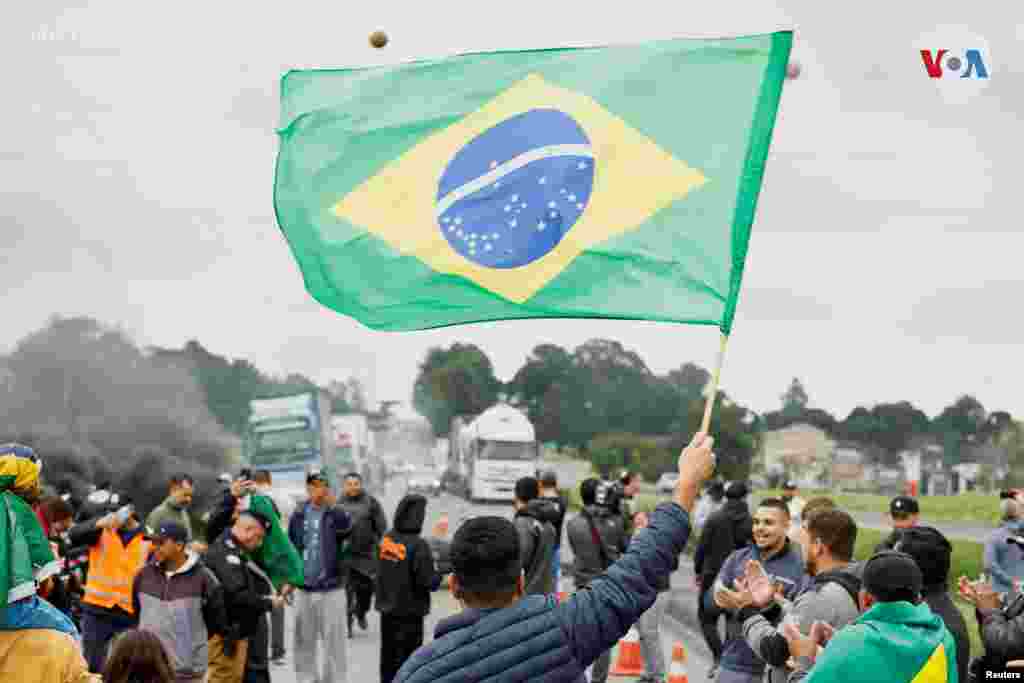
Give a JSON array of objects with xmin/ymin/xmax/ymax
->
[
  {"xmin": 249, "ymin": 428, "xmax": 315, "ymax": 465},
  {"xmin": 479, "ymin": 441, "xmax": 536, "ymax": 460}
]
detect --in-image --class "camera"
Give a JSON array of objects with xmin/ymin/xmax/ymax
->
[
  {"xmin": 238, "ymin": 468, "xmax": 253, "ymax": 482},
  {"xmin": 594, "ymin": 480, "xmax": 623, "ymax": 513}
]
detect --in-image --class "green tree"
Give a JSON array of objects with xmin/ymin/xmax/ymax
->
[
  {"xmin": 412, "ymin": 344, "xmax": 502, "ymax": 436},
  {"xmin": 781, "ymin": 377, "xmax": 809, "ymax": 415}
]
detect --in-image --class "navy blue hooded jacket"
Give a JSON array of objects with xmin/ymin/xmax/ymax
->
[
  {"xmin": 288, "ymin": 501, "xmax": 352, "ymax": 592},
  {"xmin": 394, "ymin": 501, "xmax": 692, "ymax": 683}
]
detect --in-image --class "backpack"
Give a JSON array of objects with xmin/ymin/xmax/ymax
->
[{"xmin": 813, "ymin": 568, "xmax": 862, "ymax": 608}]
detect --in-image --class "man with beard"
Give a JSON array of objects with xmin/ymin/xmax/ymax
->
[
  {"xmin": 712, "ymin": 499, "xmax": 804, "ymax": 683},
  {"xmin": 338, "ymin": 472, "xmax": 387, "ymax": 634},
  {"xmin": 147, "ymin": 474, "xmax": 206, "ymax": 554},
  {"xmin": 738, "ymin": 509, "xmax": 862, "ymax": 683}
]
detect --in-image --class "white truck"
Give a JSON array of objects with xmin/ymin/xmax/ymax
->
[
  {"xmin": 444, "ymin": 403, "xmax": 539, "ymax": 502},
  {"xmin": 331, "ymin": 414, "xmax": 375, "ymax": 483}
]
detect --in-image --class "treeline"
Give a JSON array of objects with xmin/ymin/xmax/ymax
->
[
  {"xmin": 0, "ymin": 316, "xmax": 371, "ymax": 515},
  {"xmin": 411, "ymin": 341, "xmax": 1024, "ymax": 484}
]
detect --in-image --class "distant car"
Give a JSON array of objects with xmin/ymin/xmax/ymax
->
[
  {"xmin": 407, "ymin": 468, "xmax": 442, "ymax": 497},
  {"xmin": 655, "ymin": 472, "xmax": 679, "ymax": 495}
]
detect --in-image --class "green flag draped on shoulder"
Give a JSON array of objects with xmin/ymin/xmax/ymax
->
[
  {"xmin": 248, "ymin": 495, "xmax": 303, "ymax": 590},
  {"xmin": 274, "ymin": 31, "xmax": 791, "ymax": 333}
]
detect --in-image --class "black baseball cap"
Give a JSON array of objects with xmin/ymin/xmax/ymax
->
[
  {"xmin": 152, "ymin": 520, "xmax": 188, "ymax": 544},
  {"xmin": 862, "ymin": 550, "xmax": 923, "ymax": 602},
  {"xmin": 306, "ymin": 470, "xmax": 329, "ymax": 485},
  {"xmin": 890, "ymin": 496, "xmax": 920, "ymax": 516},
  {"xmin": 540, "ymin": 470, "xmax": 558, "ymax": 486},
  {"xmin": 725, "ymin": 481, "xmax": 748, "ymax": 500},
  {"xmin": 450, "ymin": 516, "xmax": 521, "ymax": 592}
]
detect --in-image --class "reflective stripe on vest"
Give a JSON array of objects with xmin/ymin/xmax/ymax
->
[{"xmin": 82, "ymin": 528, "xmax": 150, "ymax": 613}]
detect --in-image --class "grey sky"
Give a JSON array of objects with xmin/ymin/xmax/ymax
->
[{"xmin": 2, "ymin": 1, "xmax": 1021, "ymax": 423}]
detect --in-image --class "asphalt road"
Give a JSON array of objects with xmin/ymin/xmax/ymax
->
[{"xmin": 265, "ymin": 474, "xmax": 715, "ymax": 682}]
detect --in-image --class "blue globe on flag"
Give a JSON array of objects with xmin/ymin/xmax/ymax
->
[{"xmin": 436, "ymin": 108, "xmax": 595, "ymax": 269}]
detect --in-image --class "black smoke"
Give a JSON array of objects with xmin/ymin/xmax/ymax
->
[{"xmin": 0, "ymin": 316, "xmax": 236, "ymax": 521}]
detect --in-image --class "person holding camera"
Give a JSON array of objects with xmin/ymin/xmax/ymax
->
[
  {"xmin": 567, "ymin": 477, "xmax": 628, "ymax": 683},
  {"xmin": 982, "ymin": 497, "xmax": 1024, "ymax": 599},
  {"xmin": 69, "ymin": 492, "xmax": 151, "ymax": 673}
]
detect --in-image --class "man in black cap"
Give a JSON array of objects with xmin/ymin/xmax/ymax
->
[
  {"xmin": 784, "ymin": 550, "xmax": 957, "ymax": 683},
  {"xmin": 205, "ymin": 509, "xmax": 282, "ymax": 683},
  {"xmin": 133, "ymin": 520, "xmax": 227, "ymax": 683},
  {"xmin": 890, "ymin": 526, "xmax": 969, "ymax": 683},
  {"xmin": 875, "ymin": 496, "xmax": 920, "ymax": 553},
  {"xmin": 287, "ymin": 469, "xmax": 353, "ymax": 683},
  {"xmin": 693, "ymin": 480, "xmax": 753, "ymax": 678},
  {"xmin": 394, "ymin": 431, "xmax": 716, "ymax": 683}
]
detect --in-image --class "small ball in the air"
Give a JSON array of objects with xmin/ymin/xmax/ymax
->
[{"xmin": 370, "ymin": 31, "xmax": 388, "ymax": 48}]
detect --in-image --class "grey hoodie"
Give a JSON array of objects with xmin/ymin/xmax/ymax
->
[{"xmin": 741, "ymin": 563, "xmax": 862, "ymax": 683}]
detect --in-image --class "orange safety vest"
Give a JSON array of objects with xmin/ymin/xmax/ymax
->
[{"xmin": 82, "ymin": 528, "xmax": 151, "ymax": 614}]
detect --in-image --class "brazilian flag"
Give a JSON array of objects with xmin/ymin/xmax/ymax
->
[{"xmin": 274, "ymin": 31, "xmax": 791, "ymax": 332}]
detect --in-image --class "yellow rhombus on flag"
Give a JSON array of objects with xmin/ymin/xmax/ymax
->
[{"xmin": 274, "ymin": 31, "xmax": 792, "ymax": 332}]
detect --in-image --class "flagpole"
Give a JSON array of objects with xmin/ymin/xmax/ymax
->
[{"xmin": 700, "ymin": 333, "xmax": 730, "ymax": 434}]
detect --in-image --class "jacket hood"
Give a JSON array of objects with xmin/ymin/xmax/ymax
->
[
  {"xmin": 162, "ymin": 551, "xmax": 199, "ymax": 577},
  {"xmin": 394, "ymin": 495, "xmax": 427, "ymax": 534},
  {"xmin": 722, "ymin": 498, "xmax": 750, "ymax": 521},
  {"xmin": 858, "ymin": 600, "xmax": 945, "ymax": 631},
  {"xmin": 525, "ymin": 498, "xmax": 560, "ymax": 525}
]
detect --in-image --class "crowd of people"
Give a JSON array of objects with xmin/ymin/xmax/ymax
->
[
  {"xmin": 690, "ymin": 478, "xmax": 1024, "ymax": 682},
  {"xmin": 8, "ymin": 434, "xmax": 1024, "ymax": 683}
]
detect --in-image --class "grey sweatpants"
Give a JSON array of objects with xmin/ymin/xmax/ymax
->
[
  {"xmin": 636, "ymin": 591, "xmax": 668, "ymax": 681},
  {"xmin": 293, "ymin": 588, "xmax": 349, "ymax": 683}
]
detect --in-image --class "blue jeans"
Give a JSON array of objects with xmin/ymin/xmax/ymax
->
[
  {"xmin": 0, "ymin": 595, "xmax": 79, "ymax": 638},
  {"xmin": 551, "ymin": 543, "xmax": 561, "ymax": 588}
]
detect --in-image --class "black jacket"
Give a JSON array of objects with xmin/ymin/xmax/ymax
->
[
  {"xmin": 375, "ymin": 495, "xmax": 442, "ymax": 618},
  {"xmin": 693, "ymin": 499, "xmax": 753, "ymax": 585},
  {"xmin": 288, "ymin": 501, "xmax": 353, "ymax": 591},
  {"xmin": 973, "ymin": 590, "xmax": 1024, "ymax": 679},
  {"xmin": 539, "ymin": 492, "xmax": 569, "ymax": 545},
  {"xmin": 203, "ymin": 531, "xmax": 273, "ymax": 640},
  {"xmin": 566, "ymin": 505, "xmax": 627, "ymax": 587},
  {"xmin": 338, "ymin": 492, "xmax": 388, "ymax": 580},
  {"xmin": 514, "ymin": 500, "xmax": 557, "ymax": 596},
  {"xmin": 922, "ymin": 588, "xmax": 969, "ymax": 683}
]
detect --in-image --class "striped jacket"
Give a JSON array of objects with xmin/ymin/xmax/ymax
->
[{"xmin": 132, "ymin": 552, "xmax": 227, "ymax": 680}]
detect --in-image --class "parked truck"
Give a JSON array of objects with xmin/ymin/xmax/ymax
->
[
  {"xmin": 243, "ymin": 389, "xmax": 339, "ymax": 501},
  {"xmin": 443, "ymin": 403, "xmax": 538, "ymax": 502}
]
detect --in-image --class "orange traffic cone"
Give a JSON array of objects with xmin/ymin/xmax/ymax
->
[
  {"xmin": 610, "ymin": 627, "xmax": 644, "ymax": 676},
  {"xmin": 667, "ymin": 642, "xmax": 689, "ymax": 683}
]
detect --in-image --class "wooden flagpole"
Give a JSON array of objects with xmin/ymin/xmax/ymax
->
[{"xmin": 700, "ymin": 333, "xmax": 730, "ymax": 434}]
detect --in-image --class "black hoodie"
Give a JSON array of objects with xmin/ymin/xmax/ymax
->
[
  {"xmin": 375, "ymin": 495, "xmax": 440, "ymax": 618},
  {"xmin": 693, "ymin": 498, "xmax": 753, "ymax": 585}
]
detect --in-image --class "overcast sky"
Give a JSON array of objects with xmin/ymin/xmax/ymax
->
[{"xmin": 3, "ymin": 1, "xmax": 1022, "ymax": 423}]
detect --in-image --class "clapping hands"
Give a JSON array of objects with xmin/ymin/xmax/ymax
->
[{"xmin": 958, "ymin": 575, "xmax": 1001, "ymax": 610}]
